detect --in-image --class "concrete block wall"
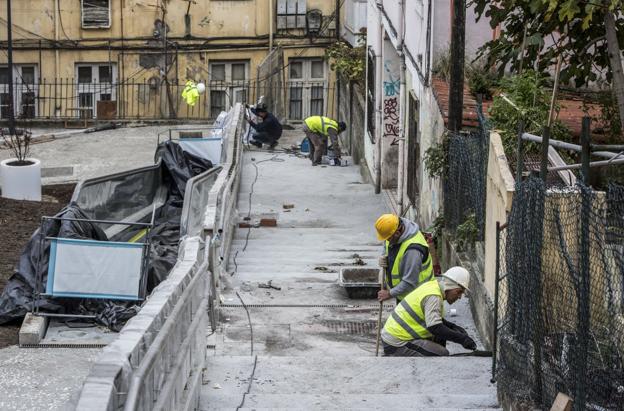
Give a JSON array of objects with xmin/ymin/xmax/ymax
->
[{"xmin": 73, "ymin": 105, "xmax": 245, "ymax": 410}]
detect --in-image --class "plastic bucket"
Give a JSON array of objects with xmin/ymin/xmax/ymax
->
[{"xmin": 0, "ymin": 158, "xmax": 42, "ymax": 201}]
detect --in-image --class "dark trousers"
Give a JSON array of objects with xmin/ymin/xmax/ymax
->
[
  {"xmin": 253, "ymin": 131, "xmax": 279, "ymax": 145},
  {"xmin": 382, "ymin": 339, "xmax": 450, "ymax": 357}
]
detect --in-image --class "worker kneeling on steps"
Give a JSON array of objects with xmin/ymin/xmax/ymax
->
[{"xmin": 381, "ymin": 267, "xmax": 477, "ymax": 357}]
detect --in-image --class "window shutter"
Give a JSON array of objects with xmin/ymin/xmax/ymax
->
[{"xmin": 82, "ymin": 0, "xmax": 111, "ymax": 29}]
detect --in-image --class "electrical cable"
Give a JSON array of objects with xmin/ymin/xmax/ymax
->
[
  {"xmin": 230, "ymin": 154, "xmax": 285, "ymax": 275},
  {"xmin": 234, "ymin": 291, "xmax": 258, "ymax": 411}
]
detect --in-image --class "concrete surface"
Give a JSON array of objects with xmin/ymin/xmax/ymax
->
[
  {"xmin": 201, "ymin": 128, "xmax": 499, "ymax": 409},
  {"xmin": 0, "ymin": 124, "xmax": 187, "ymax": 409},
  {"xmin": 0, "ymin": 347, "xmax": 101, "ymax": 411},
  {"xmin": 0, "ymin": 125, "xmax": 201, "ymax": 185}
]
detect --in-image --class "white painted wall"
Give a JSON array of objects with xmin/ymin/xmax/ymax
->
[
  {"xmin": 432, "ymin": 1, "xmax": 493, "ymax": 62},
  {"xmin": 342, "ymin": 0, "xmax": 367, "ymax": 46}
]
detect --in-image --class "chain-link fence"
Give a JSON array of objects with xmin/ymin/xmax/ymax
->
[
  {"xmin": 443, "ymin": 103, "xmax": 489, "ymax": 240},
  {"xmin": 495, "ymin": 176, "xmax": 624, "ymax": 410}
]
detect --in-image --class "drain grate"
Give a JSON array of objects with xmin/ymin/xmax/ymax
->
[
  {"xmin": 20, "ymin": 343, "xmax": 107, "ymax": 349},
  {"xmin": 319, "ymin": 320, "xmax": 377, "ymax": 335},
  {"xmin": 221, "ymin": 303, "xmax": 394, "ymax": 309}
]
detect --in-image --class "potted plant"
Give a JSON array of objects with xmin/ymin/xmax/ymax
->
[{"xmin": 1, "ymin": 128, "xmax": 41, "ymax": 201}]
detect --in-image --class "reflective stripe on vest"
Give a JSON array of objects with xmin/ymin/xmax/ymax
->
[
  {"xmin": 384, "ymin": 230, "xmax": 434, "ymax": 299},
  {"xmin": 304, "ymin": 116, "xmax": 338, "ymax": 136},
  {"xmin": 383, "ymin": 280, "xmax": 444, "ymax": 341}
]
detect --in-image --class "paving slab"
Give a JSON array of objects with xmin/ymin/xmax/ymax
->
[{"xmin": 0, "ymin": 347, "xmax": 101, "ymax": 411}]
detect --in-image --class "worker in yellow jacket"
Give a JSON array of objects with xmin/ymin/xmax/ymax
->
[
  {"xmin": 381, "ymin": 266, "xmax": 477, "ymax": 356},
  {"xmin": 303, "ymin": 115, "xmax": 347, "ymax": 166},
  {"xmin": 182, "ymin": 80, "xmax": 206, "ymax": 107}
]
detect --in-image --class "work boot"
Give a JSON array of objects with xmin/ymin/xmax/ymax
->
[
  {"xmin": 268, "ymin": 141, "xmax": 278, "ymax": 150},
  {"xmin": 249, "ymin": 140, "xmax": 262, "ymax": 148}
]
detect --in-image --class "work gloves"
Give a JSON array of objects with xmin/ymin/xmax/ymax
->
[
  {"xmin": 428, "ymin": 322, "xmax": 477, "ymax": 351},
  {"xmin": 378, "ymin": 255, "xmax": 388, "ymax": 268},
  {"xmin": 443, "ymin": 318, "xmax": 467, "ymax": 335}
]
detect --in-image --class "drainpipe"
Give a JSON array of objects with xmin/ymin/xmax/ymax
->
[
  {"xmin": 268, "ymin": 0, "xmax": 273, "ymax": 51},
  {"xmin": 374, "ymin": 0, "xmax": 383, "ymax": 194},
  {"xmin": 396, "ymin": 0, "xmax": 406, "ymax": 213},
  {"xmin": 54, "ymin": 0, "xmax": 60, "ymax": 117}
]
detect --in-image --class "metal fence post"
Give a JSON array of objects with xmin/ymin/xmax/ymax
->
[
  {"xmin": 580, "ymin": 117, "xmax": 591, "ymax": 184},
  {"xmin": 575, "ymin": 118, "xmax": 591, "ymax": 411},
  {"xmin": 515, "ymin": 120, "xmax": 525, "ymax": 183},
  {"xmin": 540, "ymin": 126, "xmax": 551, "ymax": 181},
  {"xmin": 491, "ymin": 221, "xmax": 502, "ymax": 383}
]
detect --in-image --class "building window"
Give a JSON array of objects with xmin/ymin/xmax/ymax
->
[
  {"xmin": 75, "ymin": 63, "xmax": 117, "ymax": 118},
  {"xmin": 277, "ymin": 0, "xmax": 307, "ymax": 29},
  {"xmin": 81, "ymin": 0, "xmax": 111, "ymax": 29},
  {"xmin": 209, "ymin": 60, "xmax": 249, "ymax": 117},
  {"xmin": 0, "ymin": 64, "xmax": 38, "ymax": 119},
  {"xmin": 406, "ymin": 92, "xmax": 420, "ymax": 206},
  {"xmin": 366, "ymin": 48, "xmax": 375, "ymax": 141},
  {"xmin": 287, "ymin": 58, "xmax": 325, "ymax": 120}
]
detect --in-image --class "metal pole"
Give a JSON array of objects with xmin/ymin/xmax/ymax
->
[
  {"xmin": 515, "ymin": 120, "xmax": 525, "ymax": 183},
  {"xmin": 576, "ymin": 185, "xmax": 591, "ymax": 410},
  {"xmin": 491, "ymin": 221, "xmax": 502, "ymax": 383},
  {"xmin": 580, "ymin": 117, "xmax": 591, "ymax": 184},
  {"xmin": 539, "ymin": 126, "xmax": 551, "ymax": 181},
  {"xmin": 448, "ymin": 0, "xmax": 466, "ymax": 132},
  {"xmin": 6, "ymin": 0, "xmax": 17, "ymax": 135}
]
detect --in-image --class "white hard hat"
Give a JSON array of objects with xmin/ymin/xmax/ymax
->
[
  {"xmin": 196, "ymin": 82, "xmax": 206, "ymax": 94},
  {"xmin": 441, "ymin": 266, "xmax": 470, "ymax": 292}
]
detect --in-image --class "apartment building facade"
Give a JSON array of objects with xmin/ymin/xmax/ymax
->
[
  {"xmin": 365, "ymin": 0, "xmax": 493, "ymax": 228},
  {"xmin": 0, "ymin": 0, "xmax": 342, "ymax": 121}
]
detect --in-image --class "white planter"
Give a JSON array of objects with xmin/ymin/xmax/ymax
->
[{"xmin": 1, "ymin": 158, "xmax": 42, "ymax": 201}]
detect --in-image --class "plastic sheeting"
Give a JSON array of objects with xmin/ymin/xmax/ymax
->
[{"xmin": 0, "ymin": 140, "xmax": 213, "ymax": 330}]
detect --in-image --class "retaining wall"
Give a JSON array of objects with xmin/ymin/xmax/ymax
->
[{"xmin": 73, "ymin": 104, "xmax": 244, "ymax": 410}]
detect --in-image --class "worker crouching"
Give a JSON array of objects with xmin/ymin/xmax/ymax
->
[
  {"xmin": 381, "ymin": 267, "xmax": 478, "ymax": 356},
  {"xmin": 302, "ymin": 116, "xmax": 347, "ymax": 166}
]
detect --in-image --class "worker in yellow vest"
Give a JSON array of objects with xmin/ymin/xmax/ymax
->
[
  {"xmin": 303, "ymin": 115, "xmax": 347, "ymax": 166},
  {"xmin": 181, "ymin": 80, "xmax": 206, "ymax": 107},
  {"xmin": 382, "ymin": 266, "xmax": 477, "ymax": 356},
  {"xmin": 375, "ymin": 214, "xmax": 434, "ymax": 302}
]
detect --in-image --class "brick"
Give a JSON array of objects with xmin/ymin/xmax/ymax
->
[
  {"xmin": 550, "ymin": 393, "xmax": 573, "ymax": 411},
  {"xmin": 260, "ymin": 218, "xmax": 277, "ymax": 227}
]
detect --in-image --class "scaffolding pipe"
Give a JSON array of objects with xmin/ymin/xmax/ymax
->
[{"xmin": 521, "ymin": 133, "xmax": 622, "ymax": 159}]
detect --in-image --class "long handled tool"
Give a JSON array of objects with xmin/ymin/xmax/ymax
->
[{"xmin": 375, "ymin": 261, "xmax": 387, "ymax": 357}]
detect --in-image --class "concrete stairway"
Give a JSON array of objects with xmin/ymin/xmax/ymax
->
[
  {"xmin": 200, "ymin": 356, "xmax": 499, "ymax": 410},
  {"xmin": 200, "ymin": 130, "xmax": 499, "ymax": 410}
]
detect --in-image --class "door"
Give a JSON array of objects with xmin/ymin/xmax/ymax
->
[
  {"xmin": 0, "ymin": 65, "xmax": 38, "ymax": 119},
  {"xmin": 209, "ymin": 61, "xmax": 249, "ymax": 117},
  {"xmin": 75, "ymin": 64, "xmax": 116, "ymax": 118},
  {"xmin": 288, "ymin": 59, "xmax": 326, "ymax": 120}
]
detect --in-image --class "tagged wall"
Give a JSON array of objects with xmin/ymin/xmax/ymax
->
[{"xmin": 381, "ymin": 39, "xmax": 400, "ymax": 189}]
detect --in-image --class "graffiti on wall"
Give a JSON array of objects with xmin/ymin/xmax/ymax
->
[{"xmin": 383, "ymin": 61, "xmax": 400, "ymax": 146}]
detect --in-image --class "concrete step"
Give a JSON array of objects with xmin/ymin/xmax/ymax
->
[
  {"xmin": 201, "ymin": 394, "xmax": 501, "ymax": 410},
  {"xmin": 200, "ymin": 356, "xmax": 499, "ymax": 410}
]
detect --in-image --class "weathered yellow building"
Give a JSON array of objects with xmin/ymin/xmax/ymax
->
[{"xmin": 0, "ymin": 0, "xmax": 341, "ymax": 121}]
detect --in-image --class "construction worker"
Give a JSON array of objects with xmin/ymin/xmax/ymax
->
[
  {"xmin": 246, "ymin": 103, "xmax": 283, "ymax": 150},
  {"xmin": 303, "ymin": 115, "xmax": 347, "ymax": 166},
  {"xmin": 375, "ymin": 214, "xmax": 434, "ymax": 302},
  {"xmin": 381, "ymin": 266, "xmax": 477, "ymax": 356},
  {"xmin": 181, "ymin": 80, "xmax": 206, "ymax": 107}
]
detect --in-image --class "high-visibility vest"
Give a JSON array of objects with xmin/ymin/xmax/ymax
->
[
  {"xmin": 304, "ymin": 116, "xmax": 339, "ymax": 136},
  {"xmin": 182, "ymin": 80, "xmax": 200, "ymax": 106},
  {"xmin": 383, "ymin": 280, "xmax": 444, "ymax": 341},
  {"xmin": 385, "ymin": 230, "xmax": 434, "ymax": 300}
]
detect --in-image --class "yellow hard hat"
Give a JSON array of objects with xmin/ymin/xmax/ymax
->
[{"xmin": 375, "ymin": 214, "xmax": 399, "ymax": 241}]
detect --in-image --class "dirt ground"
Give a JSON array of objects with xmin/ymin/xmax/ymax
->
[{"xmin": 0, "ymin": 184, "xmax": 75, "ymax": 348}]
